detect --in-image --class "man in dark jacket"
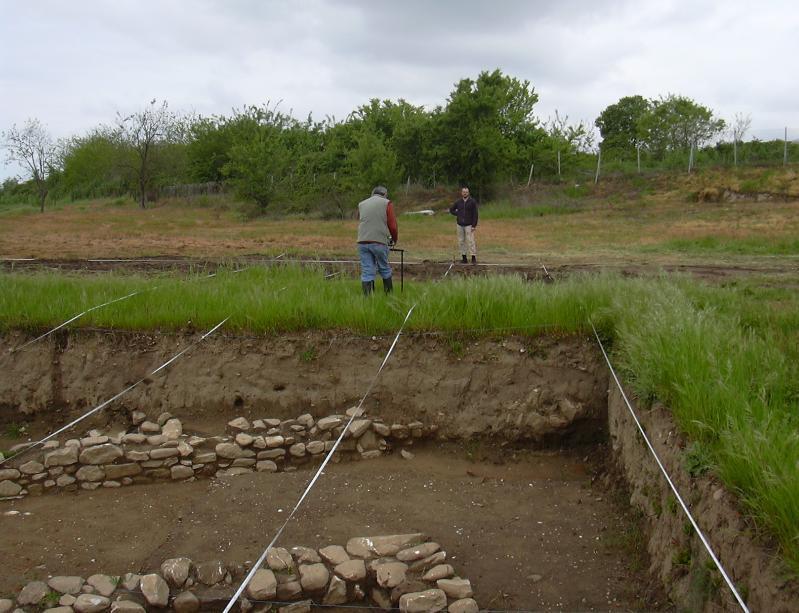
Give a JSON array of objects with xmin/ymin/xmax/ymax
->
[
  {"xmin": 357, "ymin": 185, "xmax": 398, "ymax": 295},
  {"xmin": 449, "ymin": 186, "xmax": 478, "ymax": 264}
]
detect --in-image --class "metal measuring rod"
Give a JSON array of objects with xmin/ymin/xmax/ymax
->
[{"xmin": 389, "ymin": 247, "xmax": 404, "ymax": 292}]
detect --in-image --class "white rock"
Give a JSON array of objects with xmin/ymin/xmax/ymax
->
[
  {"xmin": 140, "ymin": 574, "xmax": 169, "ymax": 607},
  {"xmin": 173, "ymin": 590, "xmax": 200, "ymax": 613},
  {"xmin": 48, "ymin": 576, "xmax": 85, "ymax": 595},
  {"xmin": 215, "ymin": 443, "xmax": 245, "ymax": 459},
  {"xmin": 375, "ymin": 562, "xmax": 408, "ymax": 588},
  {"xmin": 256, "ymin": 460, "xmax": 278, "ymax": 472},
  {"xmin": 45, "ymin": 446, "xmax": 79, "ymax": 467},
  {"xmin": 140, "ymin": 421, "xmax": 160, "ymax": 433},
  {"xmin": 422, "ymin": 565, "xmax": 454, "ymax": 582},
  {"xmin": 399, "ymin": 589, "xmax": 447, "ymax": 613},
  {"xmin": 19, "ymin": 460, "xmax": 45, "ymax": 474},
  {"xmin": 17, "ymin": 580, "xmax": 49, "ymax": 605},
  {"xmin": 298, "ymin": 563, "xmax": 329, "ymax": 592},
  {"xmin": 346, "ymin": 534, "xmax": 426, "ymax": 558},
  {"xmin": 322, "ymin": 574, "xmax": 347, "ymax": 605},
  {"xmin": 235, "ymin": 433, "xmax": 254, "ymax": 447},
  {"xmin": 266, "ymin": 547, "xmax": 293, "ymax": 572},
  {"xmin": 319, "ymin": 545, "xmax": 349, "ymax": 566},
  {"xmin": 161, "ymin": 557, "xmax": 193, "ymax": 587},
  {"xmin": 397, "ymin": 542, "xmax": 440, "ymax": 562},
  {"xmin": 162, "ymin": 418, "xmax": 183, "ymax": 440},
  {"xmin": 79, "ymin": 444, "xmax": 124, "ymax": 465},
  {"xmin": 246, "ymin": 569, "xmax": 277, "ymax": 600},
  {"xmin": 448, "ymin": 598, "xmax": 479, "ymax": 613},
  {"xmin": 73, "ymin": 593, "xmax": 111, "ymax": 612},
  {"xmin": 265, "ymin": 435, "xmax": 285, "ymax": 448},
  {"xmin": 75, "ymin": 465, "xmax": 106, "ymax": 482},
  {"xmin": 87, "ymin": 573, "xmax": 117, "ymax": 596},
  {"xmin": 436, "ymin": 578, "xmax": 472, "ymax": 599},
  {"xmin": 348, "ymin": 419, "xmax": 372, "ymax": 437},
  {"xmin": 171, "ymin": 465, "xmax": 195, "ymax": 480},
  {"xmin": 228, "ymin": 417, "xmax": 251, "ymax": 431},
  {"xmin": 0, "ymin": 480, "xmax": 23, "ymax": 496},
  {"xmin": 333, "ymin": 559, "xmax": 366, "ymax": 582}
]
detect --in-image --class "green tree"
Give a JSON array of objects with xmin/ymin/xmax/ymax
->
[
  {"xmin": 114, "ymin": 99, "xmax": 187, "ymax": 208},
  {"xmin": 434, "ymin": 69, "xmax": 543, "ymax": 195},
  {"xmin": 222, "ymin": 105, "xmax": 298, "ymax": 211},
  {"xmin": 60, "ymin": 130, "xmax": 130, "ymax": 199},
  {"xmin": 342, "ymin": 125, "xmax": 401, "ymax": 196},
  {"xmin": 639, "ymin": 94, "xmax": 725, "ymax": 157},
  {"xmin": 595, "ymin": 95, "xmax": 651, "ymax": 153},
  {"xmin": 1, "ymin": 118, "xmax": 59, "ymax": 212}
]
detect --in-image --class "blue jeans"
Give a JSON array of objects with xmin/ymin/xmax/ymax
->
[{"xmin": 358, "ymin": 243, "xmax": 392, "ymax": 282}]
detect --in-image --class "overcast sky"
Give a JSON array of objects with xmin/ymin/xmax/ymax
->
[{"xmin": 1, "ymin": 0, "xmax": 797, "ymax": 180}]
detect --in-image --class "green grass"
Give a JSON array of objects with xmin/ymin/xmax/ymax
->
[
  {"xmin": 642, "ymin": 235, "xmax": 799, "ymax": 255},
  {"xmin": 1, "ymin": 265, "xmax": 798, "ymax": 575}
]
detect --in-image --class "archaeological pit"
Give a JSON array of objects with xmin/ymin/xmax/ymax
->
[{"xmin": 0, "ymin": 328, "xmax": 794, "ymax": 612}]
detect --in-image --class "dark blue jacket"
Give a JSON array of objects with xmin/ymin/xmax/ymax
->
[{"xmin": 449, "ymin": 196, "xmax": 479, "ymax": 227}]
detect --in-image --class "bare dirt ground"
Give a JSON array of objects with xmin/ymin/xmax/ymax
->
[
  {"xmin": 0, "ymin": 331, "xmax": 666, "ymax": 609},
  {"xmin": 2, "ymin": 253, "xmax": 793, "ymax": 284},
  {"xmin": 0, "ymin": 444, "xmax": 665, "ymax": 611}
]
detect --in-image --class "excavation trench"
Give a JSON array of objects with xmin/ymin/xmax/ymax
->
[{"xmin": 1, "ymin": 330, "xmax": 793, "ymax": 611}]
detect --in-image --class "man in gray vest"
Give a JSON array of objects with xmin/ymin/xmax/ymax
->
[{"xmin": 357, "ymin": 185, "xmax": 398, "ymax": 295}]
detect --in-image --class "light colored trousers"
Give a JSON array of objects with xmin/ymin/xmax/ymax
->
[{"xmin": 456, "ymin": 224, "xmax": 477, "ymax": 256}]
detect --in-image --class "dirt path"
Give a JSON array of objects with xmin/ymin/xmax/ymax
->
[
  {"xmin": 0, "ymin": 445, "xmax": 664, "ymax": 610},
  {"xmin": 2, "ymin": 254, "xmax": 794, "ymax": 283}
]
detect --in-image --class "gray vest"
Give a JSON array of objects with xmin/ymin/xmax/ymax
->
[{"xmin": 357, "ymin": 195, "xmax": 390, "ymax": 244}]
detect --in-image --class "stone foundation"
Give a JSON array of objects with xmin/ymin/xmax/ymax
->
[
  {"xmin": 0, "ymin": 408, "xmax": 435, "ymax": 501},
  {"xmin": 0, "ymin": 534, "xmax": 476, "ymax": 613}
]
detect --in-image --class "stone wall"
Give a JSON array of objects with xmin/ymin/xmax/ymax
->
[
  {"xmin": 0, "ymin": 408, "xmax": 435, "ymax": 501},
  {"xmin": 0, "ymin": 534, "xmax": 476, "ymax": 612}
]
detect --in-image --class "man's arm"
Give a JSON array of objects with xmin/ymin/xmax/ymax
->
[
  {"xmin": 449, "ymin": 200, "xmax": 459, "ymax": 216},
  {"xmin": 471, "ymin": 198, "xmax": 478, "ymax": 228},
  {"xmin": 386, "ymin": 201, "xmax": 398, "ymax": 243}
]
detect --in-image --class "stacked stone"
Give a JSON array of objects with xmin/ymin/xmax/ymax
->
[
  {"xmin": 0, "ymin": 535, "xmax": 476, "ymax": 613},
  {"xmin": 0, "ymin": 410, "xmax": 436, "ymax": 500}
]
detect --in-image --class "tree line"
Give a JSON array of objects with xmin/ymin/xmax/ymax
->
[{"xmin": 2, "ymin": 69, "xmax": 787, "ymax": 213}]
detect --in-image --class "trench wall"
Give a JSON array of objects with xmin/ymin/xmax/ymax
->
[
  {"xmin": 608, "ymin": 385, "xmax": 799, "ymax": 612},
  {"xmin": 0, "ymin": 330, "xmax": 608, "ymax": 445}
]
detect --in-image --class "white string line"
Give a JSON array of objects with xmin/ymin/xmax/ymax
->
[
  {"xmin": 589, "ymin": 320, "xmax": 749, "ymax": 613},
  {"xmin": 8, "ymin": 264, "xmax": 253, "ymax": 352},
  {"xmin": 0, "ymin": 317, "xmax": 229, "ymax": 468},
  {"xmin": 10, "ymin": 289, "xmax": 148, "ymax": 353},
  {"xmin": 442, "ymin": 262, "xmax": 455, "ymax": 278},
  {"xmin": 223, "ymin": 305, "xmax": 417, "ymax": 613}
]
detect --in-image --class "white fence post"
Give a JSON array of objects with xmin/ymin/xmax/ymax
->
[
  {"xmin": 527, "ymin": 161, "xmax": 534, "ymax": 186},
  {"xmin": 594, "ymin": 148, "xmax": 602, "ymax": 184}
]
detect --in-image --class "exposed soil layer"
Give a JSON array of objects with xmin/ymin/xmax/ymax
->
[
  {"xmin": 608, "ymin": 386, "xmax": 799, "ymax": 612},
  {"xmin": 1, "ymin": 255, "xmax": 792, "ymax": 284},
  {"xmin": 0, "ymin": 445, "xmax": 665, "ymax": 611},
  {"xmin": 0, "ymin": 331, "xmax": 607, "ymax": 448},
  {"xmin": 0, "ymin": 330, "xmax": 668, "ymax": 610}
]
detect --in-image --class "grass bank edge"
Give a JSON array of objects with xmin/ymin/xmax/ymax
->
[{"xmin": 1, "ymin": 267, "xmax": 798, "ymax": 577}]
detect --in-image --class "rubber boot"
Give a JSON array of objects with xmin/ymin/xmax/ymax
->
[
  {"xmin": 383, "ymin": 277, "xmax": 393, "ymax": 294},
  {"xmin": 362, "ymin": 281, "xmax": 373, "ymax": 296},
  {"xmin": 471, "ymin": 255, "xmax": 477, "ymax": 265},
  {"xmin": 461, "ymin": 255, "xmax": 468, "ymax": 264}
]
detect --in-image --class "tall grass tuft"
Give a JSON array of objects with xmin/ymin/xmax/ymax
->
[{"xmin": 1, "ymin": 265, "xmax": 798, "ymax": 573}]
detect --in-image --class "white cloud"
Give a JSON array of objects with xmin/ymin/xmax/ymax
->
[{"xmin": 2, "ymin": 0, "xmax": 797, "ymax": 179}]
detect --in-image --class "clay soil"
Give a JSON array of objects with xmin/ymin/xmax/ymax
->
[{"xmin": 0, "ymin": 445, "xmax": 664, "ymax": 611}]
